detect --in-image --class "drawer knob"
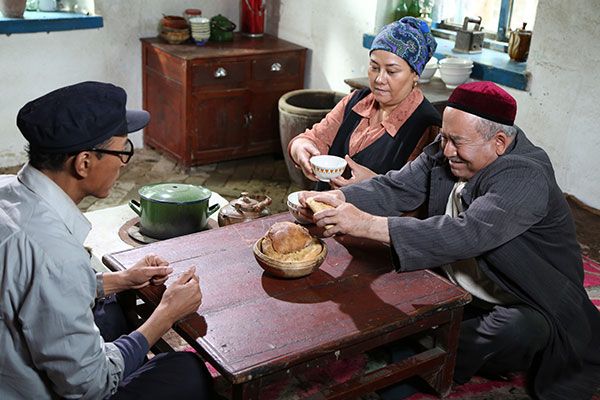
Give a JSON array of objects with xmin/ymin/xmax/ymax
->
[
  {"xmin": 271, "ymin": 62, "xmax": 282, "ymax": 72},
  {"xmin": 214, "ymin": 67, "xmax": 228, "ymax": 78},
  {"xmin": 243, "ymin": 112, "xmax": 253, "ymax": 128}
]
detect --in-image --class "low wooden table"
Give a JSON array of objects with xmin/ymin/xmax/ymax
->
[{"xmin": 103, "ymin": 213, "xmax": 470, "ymax": 399}]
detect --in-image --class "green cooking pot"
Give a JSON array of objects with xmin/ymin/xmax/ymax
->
[{"xmin": 129, "ymin": 183, "xmax": 219, "ymax": 239}]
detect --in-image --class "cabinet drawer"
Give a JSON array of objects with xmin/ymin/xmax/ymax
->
[
  {"xmin": 252, "ymin": 54, "xmax": 300, "ymax": 81},
  {"xmin": 192, "ymin": 61, "xmax": 249, "ymax": 87}
]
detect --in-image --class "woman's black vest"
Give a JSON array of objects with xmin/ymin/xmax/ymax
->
[{"xmin": 315, "ymin": 88, "xmax": 441, "ymax": 191}]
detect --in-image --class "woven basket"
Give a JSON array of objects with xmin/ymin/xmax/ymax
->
[{"xmin": 253, "ymin": 237, "xmax": 327, "ymax": 279}]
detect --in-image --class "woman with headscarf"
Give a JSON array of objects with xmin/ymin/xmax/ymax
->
[{"xmin": 289, "ymin": 17, "xmax": 440, "ymax": 190}]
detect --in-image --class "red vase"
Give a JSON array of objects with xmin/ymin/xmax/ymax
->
[{"xmin": 241, "ymin": 0, "xmax": 266, "ymax": 37}]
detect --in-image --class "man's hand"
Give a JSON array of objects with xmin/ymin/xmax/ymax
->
[
  {"xmin": 330, "ymin": 155, "xmax": 377, "ymax": 188},
  {"xmin": 123, "ymin": 254, "xmax": 174, "ymax": 289},
  {"xmin": 309, "ymin": 194, "xmax": 390, "ymax": 243},
  {"xmin": 100, "ymin": 254, "xmax": 174, "ymax": 296},
  {"xmin": 157, "ymin": 267, "xmax": 202, "ymax": 325},
  {"xmin": 137, "ymin": 266, "xmax": 202, "ymax": 347},
  {"xmin": 290, "ymin": 138, "xmax": 321, "ymax": 181},
  {"xmin": 297, "ymin": 190, "xmax": 345, "ymax": 222}
]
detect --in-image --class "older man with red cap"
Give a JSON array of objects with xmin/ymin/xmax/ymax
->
[{"xmin": 300, "ymin": 81, "xmax": 600, "ymax": 399}]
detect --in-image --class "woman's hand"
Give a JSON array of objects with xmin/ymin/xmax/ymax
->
[
  {"xmin": 290, "ymin": 138, "xmax": 321, "ymax": 181},
  {"xmin": 123, "ymin": 254, "xmax": 174, "ymax": 289},
  {"xmin": 330, "ymin": 155, "xmax": 377, "ymax": 188}
]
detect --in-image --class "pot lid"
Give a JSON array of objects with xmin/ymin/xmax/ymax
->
[{"xmin": 139, "ymin": 183, "xmax": 211, "ymax": 203}]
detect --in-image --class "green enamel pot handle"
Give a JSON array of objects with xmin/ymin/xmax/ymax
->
[
  {"xmin": 129, "ymin": 199, "xmax": 142, "ymax": 216},
  {"xmin": 207, "ymin": 203, "xmax": 220, "ymax": 216}
]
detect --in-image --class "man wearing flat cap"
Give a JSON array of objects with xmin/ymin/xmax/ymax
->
[
  {"xmin": 300, "ymin": 81, "xmax": 600, "ymax": 399},
  {"xmin": 0, "ymin": 82, "xmax": 213, "ymax": 399}
]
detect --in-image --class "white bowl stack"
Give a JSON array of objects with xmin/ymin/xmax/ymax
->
[
  {"xmin": 189, "ymin": 17, "xmax": 210, "ymax": 45},
  {"xmin": 418, "ymin": 57, "xmax": 438, "ymax": 84},
  {"xmin": 438, "ymin": 58, "xmax": 474, "ymax": 89}
]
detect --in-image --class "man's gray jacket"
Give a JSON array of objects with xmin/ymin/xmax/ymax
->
[{"xmin": 341, "ymin": 129, "xmax": 600, "ymax": 399}]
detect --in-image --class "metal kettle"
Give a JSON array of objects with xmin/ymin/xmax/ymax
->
[{"xmin": 508, "ymin": 22, "xmax": 532, "ymax": 62}]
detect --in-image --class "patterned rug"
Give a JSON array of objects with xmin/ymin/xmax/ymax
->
[
  {"xmin": 584, "ymin": 255, "xmax": 600, "ymax": 309},
  {"xmin": 188, "ymin": 255, "xmax": 600, "ymax": 399}
]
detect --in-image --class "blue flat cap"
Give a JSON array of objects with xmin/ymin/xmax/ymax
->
[{"xmin": 17, "ymin": 81, "xmax": 150, "ymax": 153}]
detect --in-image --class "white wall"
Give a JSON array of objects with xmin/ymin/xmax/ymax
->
[
  {"xmin": 1, "ymin": 0, "xmax": 599, "ymax": 208},
  {"xmin": 507, "ymin": 0, "xmax": 600, "ymax": 208},
  {"xmin": 0, "ymin": 0, "xmax": 238, "ymax": 165},
  {"xmin": 266, "ymin": 0, "xmax": 377, "ymax": 92}
]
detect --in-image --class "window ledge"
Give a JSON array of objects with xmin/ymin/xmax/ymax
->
[
  {"xmin": 363, "ymin": 33, "xmax": 530, "ymax": 91},
  {"xmin": 0, "ymin": 11, "xmax": 103, "ymax": 35}
]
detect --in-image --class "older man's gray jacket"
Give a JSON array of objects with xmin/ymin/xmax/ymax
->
[{"xmin": 341, "ymin": 129, "xmax": 600, "ymax": 399}]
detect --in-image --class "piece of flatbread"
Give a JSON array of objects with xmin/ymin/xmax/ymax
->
[{"xmin": 306, "ymin": 197, "xmax": 334, "ymax": 229}]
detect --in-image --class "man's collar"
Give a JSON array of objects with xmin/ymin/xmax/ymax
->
[
  {"xmin": 17, "ymin": 163, "xmax": 91, "ymax": 243},
  {"xmin": 504, "ymin": 126, "xmax": 521, "ymax": 154}
]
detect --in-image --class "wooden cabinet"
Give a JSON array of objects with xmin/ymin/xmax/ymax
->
[{"xmin": 141, "ymin": 35, "xmax": 306, "ymax": 167}]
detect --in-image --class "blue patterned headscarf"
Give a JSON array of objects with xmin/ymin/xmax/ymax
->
[{"xmin": 370, "ymin": 17, "xmax": 437, "ymax": 76}]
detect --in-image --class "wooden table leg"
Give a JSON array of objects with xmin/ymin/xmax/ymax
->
[
  {"xmin": 422, "ymin": 307, "xmax": 464, "ymax": 397},
  {"xmin": 232, "ymin": 380, "xmax": 260, "ymax": 400}
]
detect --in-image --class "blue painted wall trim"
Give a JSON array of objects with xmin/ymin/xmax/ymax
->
[
  {"xmin": 0, "ymin": 11, "xmax": 103, "ymax": 35},
  {"xmin": 363, "ymin": 33, "xmax": 530, "ymax": 91}
]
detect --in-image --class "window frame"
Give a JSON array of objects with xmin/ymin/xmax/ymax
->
[{"xmin": 432, "ymin": 0, "xmax": 523, "ymax": 43}]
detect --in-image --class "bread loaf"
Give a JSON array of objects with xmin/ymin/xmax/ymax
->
[
  {"xmin": 267, "ymin": 221, "xmax": 312, "ymax": 254},
  {"xmin": 261, "ymin": 221, "xmax": 322, "ymax": 262},
  {"xmin": 306, "ymin": 197, "xmax": 334, "ymax": 214},
  {"xmin": 306, "ymin": 197, "xmax": 335, "ymax": 230}
]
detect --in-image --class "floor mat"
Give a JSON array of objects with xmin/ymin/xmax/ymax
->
[{"xmin": 584, "ymin": 255, "xmax": 600, "ymax": 310}]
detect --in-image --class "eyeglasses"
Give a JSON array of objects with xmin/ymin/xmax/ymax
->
[{"xmin": 91, "ymin": 138, "xmax": 134, "ymax": 164}]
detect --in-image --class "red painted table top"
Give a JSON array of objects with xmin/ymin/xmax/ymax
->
[{"xmin": 103, "ymin": 213, "xmax": 470, "ymax": 385}]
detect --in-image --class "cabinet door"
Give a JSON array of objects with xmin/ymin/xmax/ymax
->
[
  {"xmin": 248, "ymin": 52, "xmax": 305, "ymax": 153},
  {"xmin": 191, "ymin": 89, "xmax": 250, "ymax": 164},
  {"xmin": 247, "ymin": 89, "xmax": 293, "ymax": 152}
]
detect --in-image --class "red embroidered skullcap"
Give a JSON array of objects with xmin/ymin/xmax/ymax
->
[{"xmin": 447, "ymin": 81, "xmax": 517, "ymax": 126}]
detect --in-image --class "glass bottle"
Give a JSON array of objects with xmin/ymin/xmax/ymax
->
[
  {"xmin": 394, "ymin": 0, "xmax": 408, "ymax": 20},
  {"xmin": 407, "ymin": 0, "xmax": 421, "ymax": 18},
  {"xmin": 26, "ymin": 0, "xmax": 39, "ymax": 11},
  {"xmin": 419, "ymin": 0, "xmax": 435, "ymax": 26}
]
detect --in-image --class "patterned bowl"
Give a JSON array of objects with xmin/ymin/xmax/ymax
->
[
  {"xmin": 310, "ymin": 155, "xmax": 347, "ymax": 182},
  {"xmin": 287, "ymin": 191, "xmax": 313, "ymax": 224}
]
